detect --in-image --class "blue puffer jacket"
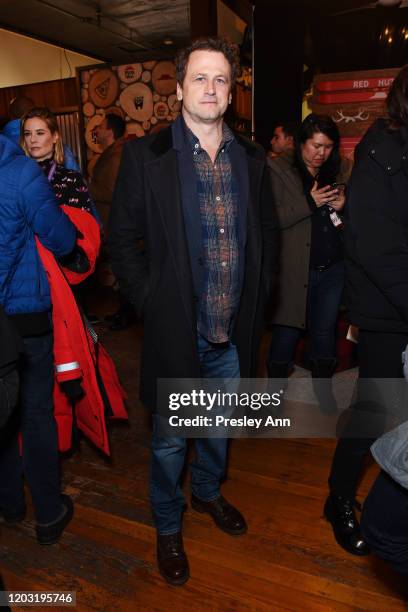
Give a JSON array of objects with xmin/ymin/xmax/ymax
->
[
  {"xmin": 3, "ymin": 118, "xmax": 80, "ymax": 171},
  {"xmin": 0, "ymin": 135, "xmax": 76, "ymax": 315}
]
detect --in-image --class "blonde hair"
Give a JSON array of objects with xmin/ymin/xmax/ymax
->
[{"xmin": 20, "ymin": 107, "xmax": 64, "ymax": 165}]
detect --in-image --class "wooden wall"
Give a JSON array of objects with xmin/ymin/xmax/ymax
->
[{"xmin": 0, "ymin": 77, "xmax": 78, "ymax": 125}]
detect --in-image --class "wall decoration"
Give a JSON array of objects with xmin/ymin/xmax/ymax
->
[
  {"xmin": 119, "ymin": 82, "xmax": 154, "ymax": 122},
  {"xmin": 152, "ymin": 61, "xmax": 176, "ymax": 95},
  {"xmin": 89, "ymin": 69, "xmax": 119, "ymax": 108},
  {"xmin": 117, "ymin": 63, "xmax": 142, "ymax": 84},
  {"xmin": 78, "ymin": 58, "xmax": 179, "ymax": 177},
  {"xmin": 311, "ymin": 67, "xmax": 398, "ymax": 159}
]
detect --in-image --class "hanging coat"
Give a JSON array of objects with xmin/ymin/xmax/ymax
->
[{"xmin": 36, "ymin": 206, "xmax": 127, "ymax": 455}]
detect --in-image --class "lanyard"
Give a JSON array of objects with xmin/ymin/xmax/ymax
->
[{"xmin": 47, "ymin": 161, "xmax": 57, "ymax": 183}]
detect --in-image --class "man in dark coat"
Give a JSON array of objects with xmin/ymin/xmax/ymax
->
[{"xmin": 109, "ymin": 37, "xmax": 278, "ymax": 586}]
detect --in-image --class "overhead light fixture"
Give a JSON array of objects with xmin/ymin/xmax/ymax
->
[{"xmin": 163, "ymin": 38, "xmax": 174, "ymax": 46}]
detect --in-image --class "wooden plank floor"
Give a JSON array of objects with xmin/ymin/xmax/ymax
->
[{"xmin": 1, "ymin": 306, "xmax": 408, "ymax": 611}]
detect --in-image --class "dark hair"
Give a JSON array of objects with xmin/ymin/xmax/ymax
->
[
  {"xmin": 386, "ymin": 65, "xmax": 408, "ymax": 127},
  {"xmin": 106, "ymin": 113, "xmax": 126, "ymax": 139},
  {"xmin": 20, "ymin": 106, "xmax": 64, "ymax": 164},
  {"xmin": 295, "ymin": 113, "xmax": 341, "ymax": 189},
  {"xmin": 274, "ymin": 121, "xmax": 298, "ymax": 139},
  {"xmin": 175, "ymin": 36, "xmax": 241, "ymax": 87}
]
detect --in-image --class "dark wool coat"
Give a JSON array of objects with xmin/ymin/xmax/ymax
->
[
  {"xmin": 108, "ymin": 121, "xmax": 279, "ymax": 410},
  {"xmin": 344, "ymin": 119, "xmax": 408, "ymax": 332},
  {"xmin": 268, "ymin": 152, "xmax": 351, "ymax": 328}
]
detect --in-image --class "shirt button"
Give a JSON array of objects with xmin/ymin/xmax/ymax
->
[
  {"xmin": 221, "ymin": 262, "xmax": 227, "ymax": 267},
  {"xmin": 216, "ymin": 196, "xmax": 221, "ymax": 201},
  {"xmin": 194, "ymin": 143, "xmax": 199, "ymax": 149},
  {"xmin": 221, "ymin": 149, "xmax": 224, "ymax": 153},
  {"xmin": 220, "ymin": 228, "xmax": 225, "ymax": 234},
  {"xmin": 222, "ymin": 293, "xmax": 226, "ymax": 298},
  {"xmin": 194, "ymin": 151, "xmax": 198, "ymax": 155}
]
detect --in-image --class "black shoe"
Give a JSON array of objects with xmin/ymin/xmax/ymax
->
[
  {"xmin": 324, "ymin": 494, "xmax": 370, "ymax": 556},
  {"xmin": 1, "ymin": 505, "xmax": 26, "ymax": 524},
  {"xmin": 191, "ymin": 494, "xmax": 247, "ymax": 535},
  {"xmin": 311, "ymin": 359, "xmax": 338, "ymax": 414},
  {"xmin": 36, "ymin": 494, "xmax": 73, "ymax": 545},
  {"xmin": 157, "ymin": 532, "xmax": 189, "ymax": 586}
]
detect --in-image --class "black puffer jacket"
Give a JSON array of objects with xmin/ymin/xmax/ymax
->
[{"xmin": 345, "ymin": 119, "xmax": 408, "ymax": 332}]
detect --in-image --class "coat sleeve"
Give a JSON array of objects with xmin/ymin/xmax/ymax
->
[
  {"xmin": 19, "ymin": 160, "xmax": 76, "ymax": 257},
  {"xmin": 267, "ymin": 161, "xmax": 312, "ymax": 230},
  {"xmin": 90, "ymin": 151, "xmax": 122, "ymax": 205},
  {"xmin": 347, "ymin": 146, "xmax": 408, "ymax": 324},
  {"xmin": 108, "ymin": 141, "xmax": 149, "ymax": 315},
  {"xmin": 260, "ymin": 166, "xmax": 280, "ymax": 301}
]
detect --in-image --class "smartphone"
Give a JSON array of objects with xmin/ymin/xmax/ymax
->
[{"xmin": 332, "ymin": 182, "xmax": 346, "ymax": 193}]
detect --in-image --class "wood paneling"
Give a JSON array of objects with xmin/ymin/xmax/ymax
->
[{"xmin": 0, "ymin": 78, "xmax": 78, "ymax": 123}]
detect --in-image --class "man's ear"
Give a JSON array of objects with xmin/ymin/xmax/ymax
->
[{"xmin": 177, "ymin": 83, "xmax": 183, "ymax": 101}]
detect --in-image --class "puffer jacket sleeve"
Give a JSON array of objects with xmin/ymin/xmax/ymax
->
[{"xmin": 19, "ymin": 159, "xmax": 76, "ymax": 257}]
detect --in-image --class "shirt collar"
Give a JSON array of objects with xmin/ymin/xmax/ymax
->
[{"xmin": 180, "ymin": 115, "xmax": 235, "ymax": 155}]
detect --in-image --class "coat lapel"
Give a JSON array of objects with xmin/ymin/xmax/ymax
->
[{"xmin": 145, "ymin": 150, "xmax": 195, "ymax": 325}]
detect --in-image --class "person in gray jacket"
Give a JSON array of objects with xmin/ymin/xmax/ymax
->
[{"xmin": 267, "ymin": 114, "xmax": 350, "ymax": 412}]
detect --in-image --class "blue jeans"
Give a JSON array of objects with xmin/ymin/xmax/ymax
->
[
  {"xmin": 268, "ymin": 261, "xmax": 344, "ymax": 365},
  {"xmin": 0, "ymin": 332, "xmax": 63, "ymax": 524},
  {"xmin": 150, "ymin": 334, "xmax": 240, "ymax": 535}
]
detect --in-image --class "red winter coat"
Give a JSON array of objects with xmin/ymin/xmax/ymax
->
[{"xmin": 36, "ymin": 206, "xmax": 127, "ymax": 455}]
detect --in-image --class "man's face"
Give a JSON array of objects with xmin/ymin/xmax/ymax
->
[
  {"xmin": 177, "ymin": 50, "xmax": 232, "ymax": 125},
  {"xmin": 270, "ymin": 126, "xmax": 293, "ymax": 155},
  {"xmin": 95, "ymin": 118, "xmax": 112, "ymax": 149}
]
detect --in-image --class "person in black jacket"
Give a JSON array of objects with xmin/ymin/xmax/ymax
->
[{"xmin": 324, "ymin": 65, "xmax": 408, "ymax": 557}]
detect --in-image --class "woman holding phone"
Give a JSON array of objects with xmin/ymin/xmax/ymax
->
[{"xmin": 267, "ymin": 113, "xmax": 351, "ymax": 412}]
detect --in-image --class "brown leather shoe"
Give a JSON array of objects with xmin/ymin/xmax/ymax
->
[
  {"xmin": 191, "ymin": 494, "xmax": 247, "ymax": 535},
  {"xmin": 157, "ymin": 532, "xmax": 189, "ymax": 586}
]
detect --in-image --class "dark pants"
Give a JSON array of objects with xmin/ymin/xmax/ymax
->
[
  {"xmin": 150, "ymin": 334, "xmax": 240, "ymax": 535},
  {"xmin": 0, "ymin": 332, "xmax": 63, "ymax": 524},
  {"xmin": 361, "ymin": 471, "xmax": 408, "ymax": 574},
  {"xmin": 328, "ymin": 329, "xmax": 408, "ymax": 497},
  {"xmin": 268, "ymin": 261, "xmax": 344, "ymax": 365}
]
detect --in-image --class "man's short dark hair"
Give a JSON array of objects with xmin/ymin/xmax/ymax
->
[
  {"xmin": 106, "ymin": 114, "xmax": 126, "ymax": 139},
  {"xmin": 175, "ymin": 36, "xmax": 241, "ymax": 87},
  {"xmin": 274, "ymin": 121, "xmax": 298, "ymax": 139}
]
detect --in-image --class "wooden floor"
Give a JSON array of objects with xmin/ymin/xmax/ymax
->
[{"xmin": 1, "ymin": 302, "xmax": 408, "ymax": 611}]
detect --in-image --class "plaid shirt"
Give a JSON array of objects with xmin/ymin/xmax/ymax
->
[{"xmin": 185, "ymin": 122, "xmax": 240, "ymax": 343}]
